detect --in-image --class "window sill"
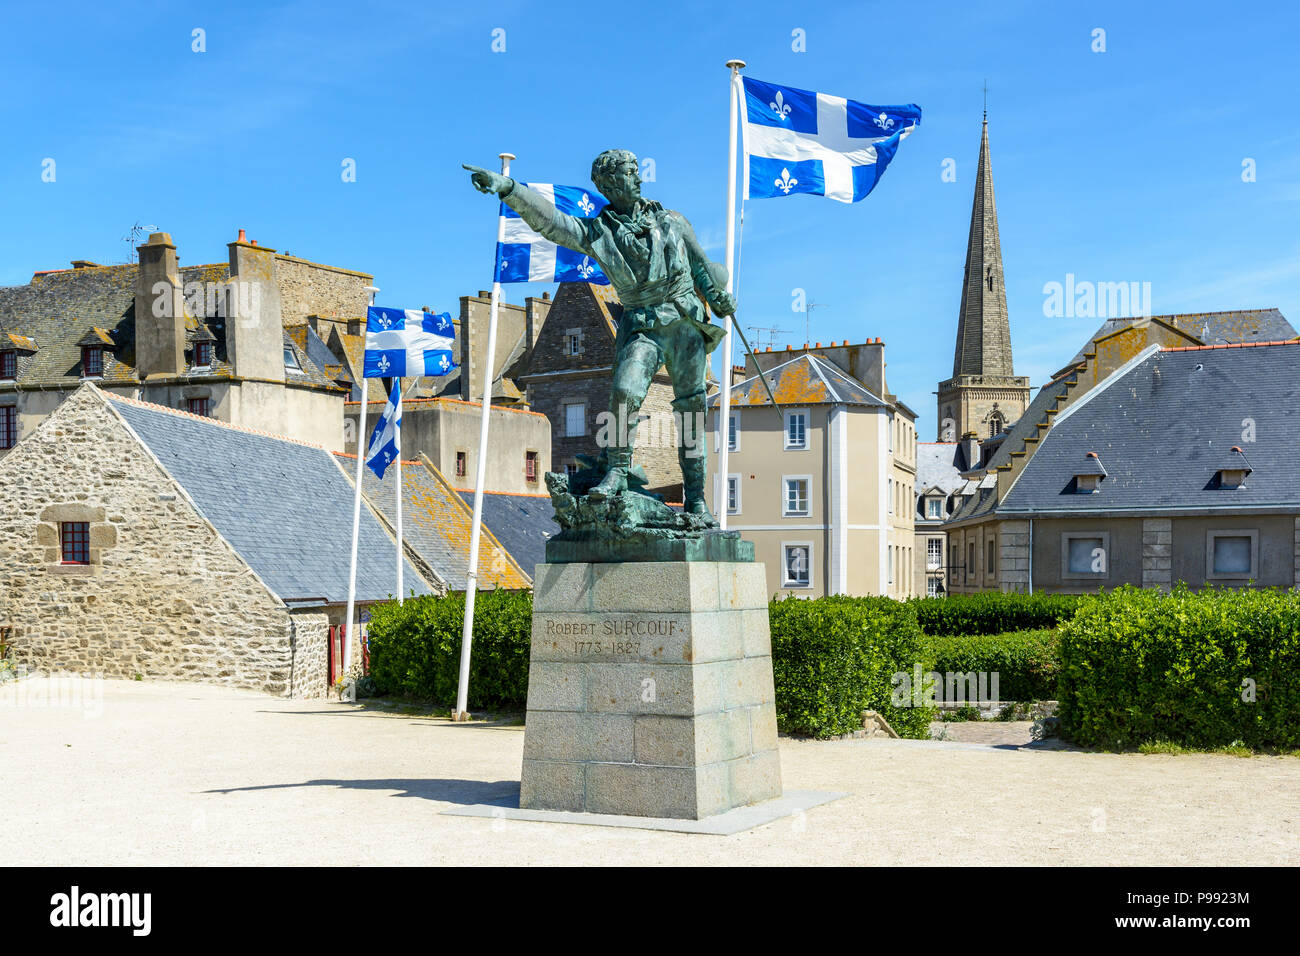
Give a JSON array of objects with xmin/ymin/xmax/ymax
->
[{"xmin": 48, "ymin": 564, "xmax": 95, "ymax": 575}]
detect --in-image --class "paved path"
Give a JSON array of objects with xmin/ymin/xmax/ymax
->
[{"xmin": 3, "ymin": 679, "xmax": 1296, "ymax": 866}]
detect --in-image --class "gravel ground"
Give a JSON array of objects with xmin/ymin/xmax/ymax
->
[{"xmin": 3, "ymin": 678, "xmax": 1297, "ymax": 866}]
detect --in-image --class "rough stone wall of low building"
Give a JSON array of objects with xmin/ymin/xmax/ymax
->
[
  {"xmin": 288, "ymin": 611, "xmax": 330, "ymax": 698},
  {"xmin": 998, "ymin": 519, "xmax": 1030, "ymax": 592},
  {"xmin": 0, "ymin": 386, "xmax": 301, "ymax": 696},
  {"xmin": 273, "ymin": 255, "xmax": 372, "ymax": 332},
  {"xmin": 1142, "ymin": 518, "xmax": 1173, "ymax": 590}
]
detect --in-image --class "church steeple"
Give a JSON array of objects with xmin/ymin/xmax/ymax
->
[
  {"xmin": 952, "ymin": 118, "xmax": 1014, "ymax": 378},
  {"xmin": 936, "ymin": 117, "xmax": 1030, "ymax": 446}
]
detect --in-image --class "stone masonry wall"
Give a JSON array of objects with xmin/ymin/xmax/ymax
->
[
  {"xmin": 274, "ymin": 255, "xmax": 372, "ymax": 333},
  {"xmin": 289, "ymin": 611, "xmax": 330, "ymax": 698},
  {"xmin": 0, "ymin": 386, "xmax": 324, "ymax": 697},
  {"xmin": 998, "ymin": 519, "xmax": 1030, "ymax": 593},
  {"xmin": 1142, "ymin": 518, "xmax": 1173, "ymax": 591}
]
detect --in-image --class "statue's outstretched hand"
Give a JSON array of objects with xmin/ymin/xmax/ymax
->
[{"xmin": 463, "ymin": 164, "xmax": 511, "ymax": 196}]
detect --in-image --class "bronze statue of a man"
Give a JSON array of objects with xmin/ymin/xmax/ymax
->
[{"xmin": 464, "ymin": 150, "xmax": 735, "ymax": 524}]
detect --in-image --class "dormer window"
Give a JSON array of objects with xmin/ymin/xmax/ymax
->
[
  {"xmin": 1074, "ymin": 451, "xmax": 1107, "ymax": 493},
  {"xmin": 0, "ymin": 350, "xmax": 14, "ymax": 380},
  {"xmin": 1216, "ymin": 446, "xmax": 1252, "ymax": 490},
  {"xmin": 194, "ymin": 341, "xmax": 212, "ymax": 368},
  {"xmin": 82, "ymin": 346, "xmax": 103, "ymax": 379}
]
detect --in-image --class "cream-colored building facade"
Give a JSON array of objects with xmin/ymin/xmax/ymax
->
[{"xmin": 707, "ymin": 344, "xmax": 918, "ymax": 600}]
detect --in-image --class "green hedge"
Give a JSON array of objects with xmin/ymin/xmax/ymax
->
[
  {"xmin": 367, "ymin": 589, "xmax": 532, "ymax": 708},
  {"xmin": 920, "ymin": 629, "xmax": 1060, "ymax": 702},
  {"xmin": 769, "ymin": 595, "xmax": 933, "ymax": 739},
  {"xmin": 1058, "ymin": 585, "xmax": 1300, "ymax": 750},
  {"xmin": 369, "ymin": 590, "xmax": 935, "ymax": 738},
  {"xmin": 910, "ymin": 592, "xmax": 1084, "ymax": 636}
]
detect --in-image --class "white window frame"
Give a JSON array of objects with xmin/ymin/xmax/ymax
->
[
  {"xmin": 726, "ymin": 474, "xmax": 741, "ymax": 515},
  {"xmin": 563, "ymin": 401, "xmax": 587, "ymax": 438},
  {"xmin": 1206, "ymin": 529, "xmax": 1258, "ymax": 581},
  {"xmin": 1061, "ymin": 531, "xmax": 1111, "ymax": 580},
  {"xmin": 927, "ymin": 497, "xmax": 942, "ymax": 519},
  {"xmin": 727, "ymin": 411, "xmax": 739, "ymax": 452},
  {"xmin": 784, "ymin": 408, "xmax": 809, "ymax": 450},
  {"xmin": 781, "ymin": 541, "xmax": 814, "ymax": 589},
  {"xmin": 782, "ymin": 474, "xmax": 811, "ymax": 517},
  {"xmin": 926, "ymin": 576, "xmax": 940, "ymax": 597},
  {"xmin": 565, "ymin": 328, "xmax": 583, "ymax": 356},
  {"xmin": 927, "ymin": 538, "xmax": 943, "ymax": 570}
]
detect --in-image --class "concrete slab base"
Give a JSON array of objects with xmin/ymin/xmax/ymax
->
[{"xmin": 442, "ymin": 788, "xmax": 848, "ymax": 835}]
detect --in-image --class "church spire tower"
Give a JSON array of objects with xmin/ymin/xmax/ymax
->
[{"xmin": 936, "ymin": 115, "xmax": 1030, "ymax": 444}]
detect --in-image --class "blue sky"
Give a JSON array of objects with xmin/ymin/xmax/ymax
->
[{"xmin": 2, "ymin": 0, "xmax": 1297, "ymax": 439}]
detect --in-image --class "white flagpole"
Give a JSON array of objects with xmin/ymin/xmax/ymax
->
[
  {"xmin": 718, "ymin": 59, "xmax": 745, "ymax": 531},
  {"xmin": 453, "ymin": 150, "xmax": 514, "ymax": 721},
  {"xmin": 395, "ymin": 378, "xmax": 404, "ymax": 604},
  {"xmin": 343, "ymin": 284, "xmax": 380, "ymax": 675}
]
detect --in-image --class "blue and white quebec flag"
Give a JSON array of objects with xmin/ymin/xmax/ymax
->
[
  {"xmin": 364, "ymin": 306, "xmax": 457, "ymax": 378},
  {"xmin": 365, "ymin": 380, "xmax": 403, "ymax": 480},
  {"xmin": 496, "ymin": 184, "xmax": 610, "ymax": 284},
  {"xmin": 742, "ymin": 76, "xmax": 921, "ymax": 203}
]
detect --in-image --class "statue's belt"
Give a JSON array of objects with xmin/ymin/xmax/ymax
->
[{"xmin": 617, "ymin": 274, "xmax": 696, "ymax": 310}]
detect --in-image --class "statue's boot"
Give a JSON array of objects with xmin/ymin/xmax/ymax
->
[
  {"xmin": 589, "ymin": 445, "xmax": 631, "ymax": 499},
  {"xmin": 680, "ymin": 449, "xmax": 716, "ymax": 525}
]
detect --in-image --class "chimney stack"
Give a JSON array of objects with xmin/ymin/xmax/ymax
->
[{"xmin": 134, "ymin": 232, "xmax": 187, "ymax": 378}]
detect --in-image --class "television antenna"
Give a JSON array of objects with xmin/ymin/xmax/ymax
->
[{"xmin": 121, "ymin": 222, "xmax": 157, "ymax": 263}]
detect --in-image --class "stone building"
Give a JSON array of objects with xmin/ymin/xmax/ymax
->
[
  {"xmin": 0, "ymin": 385, "xmax": 435, "ymax": 697},
  {"xmin": 0, "ymin": 230, "xmax": 371, "ymax": 456},
  {"xmin": 343, "ymin": 395, "xmax": 551, "ymax": 496},
  {"xmin": 517, "ymin": 281, "xmax": 688, "ymax": 501},
  {"xmin": 913, "ymin": 442, "xmax": 967, "ymax": 596},
  {"xmin": 944, "ymin": 339, "xmax": 1300, "ymax": 593},
  {"xmin": 936, "ymin": 119, "xmax": 1030, "ymax": 443},
  {"xmin": 707, "ymin": 340, "xmax": 919, "ymax": 598}
]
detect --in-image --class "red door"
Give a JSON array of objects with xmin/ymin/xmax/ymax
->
[{"xmin": 328, "ymin": 625, "xmax": 343, "ymax": 685}]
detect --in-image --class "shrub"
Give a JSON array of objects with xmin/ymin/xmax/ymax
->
[
  {"xmin": 1057, "ymin": 585, "xmax": 1300, "ymax": 751},
  {"xmin": 769, "ymin": 595, "xmax": 934, "ymax": 739},
  {"xmin": 920, "ymin": 629, "xmax": 1060, "ymax": 702},
  {"xmin": 367, "ymin": 589, "xmax": 532, "ymax": 708},
  {"xmin": 910, "ymin": 592, "xmax": 1085, "ymax": 636}
]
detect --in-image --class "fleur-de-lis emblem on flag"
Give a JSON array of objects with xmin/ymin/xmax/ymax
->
[
  {"xmin": 873, "ymin": 112, "xmax": 895, "ymax": 131},
  {"xmin": 774, "ymin": 168, "xmax": 798, "ymax": 194},
  {"xmin": 376, "ymin": 313, "xmax": 394, "ymax": 329},
  {"xmin": 770, "ymin": 90, "xmax": 792, "ymax": 121},
  {"xmin": 377, "ymin": 354, "xmax": 391, "ymax": 374},
  {"xmin": 578, "ymin": 256, "xmax": 595, "ymax": 279},
  {"xmin": 578, "ymin": 193, "xmax": 595, "ymax": 215},
  {"xmin": 438, "ymin": 354, "xmax": 450, "ymax": 371}
]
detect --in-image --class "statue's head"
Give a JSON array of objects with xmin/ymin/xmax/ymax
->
[{"xmin": 591, "ymin": 149, "xmax": 641, "ymax": 211}]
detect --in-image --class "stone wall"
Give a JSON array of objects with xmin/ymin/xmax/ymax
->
[
  {"xmin": 1142, "ymin": 518, "xmax": 1173, "ymax": 590},
  {"xmin": 0, "ymin": 386, "xmax": 326, "ymax": 697},
  {"xmin": 289, "ymin": 611, "xmax": 330, "ymax": 698},
  {"xmin": 998, "ymin": 519, "xmax": 1030, "ymax": 592},
  {"xmin": 273, "ymin": 255, "xmax": 372, "ymax": 332}
]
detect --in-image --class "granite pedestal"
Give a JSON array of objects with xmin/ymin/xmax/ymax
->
[{"xmin": 521, "ymin": 561, "xmax": 783, "ymax": 820}]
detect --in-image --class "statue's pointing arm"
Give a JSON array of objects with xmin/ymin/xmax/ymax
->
[{"xmin": 463, "ymin": 163, "xmax": 590, "ymax": 255}]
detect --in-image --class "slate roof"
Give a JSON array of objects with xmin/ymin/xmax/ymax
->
[
  {"xmin": 106, "ymin": 393, "xmax": 431, "ymax": 604},
  {"xmin": 0, "ymin": 262, "xmax": 341, "ymax": 392},
  {"xmin": 1061, "ymin": 308, "xmax": 1296, "ymax": 372},
  {"xmin": 992, "ymin": 342, "xmax": 1300, "ymax": 515},
  {"xmin": 710, "ymin": 353, "xmax": 888, "ymax": 408},
  {"xmin": 916, "ymin": 442, "xmax": 967, "ymax": 495},
  {"xmin": 343, "ymin": 455, "xmax": 531, "ymax": 590},
  {"xmin": 454, "ymin": 489, "xmax": 556, "ymax": 577}
]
